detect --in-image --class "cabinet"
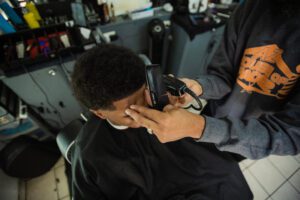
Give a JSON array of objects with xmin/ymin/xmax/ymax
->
[
  {"xmin": 166, "ymin": 23, "xmax": 225, "ymax": 78},
  {"xmin": 99, "ymin": 9, "xmax": 171, "ymax": 53},
  {"xmin": 2, "ymin": 57, "xmax": 83, "ymax": 129}
]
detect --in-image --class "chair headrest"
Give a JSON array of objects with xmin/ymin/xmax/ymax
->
[{"xmin": 56, "ymin": 119, "xmax": 85, "ymax": 163}]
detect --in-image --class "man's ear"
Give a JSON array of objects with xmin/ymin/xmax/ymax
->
[{"xmin": 90, "ymin": 109, "xmax": 106, "ymax": 120}]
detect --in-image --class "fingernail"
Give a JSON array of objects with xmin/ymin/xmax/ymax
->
[
  {"xmin": 130, "ymin": 105, "xmax": 136, "ymax": 109},
  {"xmin": 125, "ymin": 109, "xmax": 130, "ymax": 115}
]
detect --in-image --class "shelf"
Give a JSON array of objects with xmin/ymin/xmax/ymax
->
[
  {"xmin": 98, "ymin": 9, "xmax": 171, "ymax": 29},
  {"xmin": 0, "ymin": 23, "xmax": 67, "ymax": 41},
  {"xmin": 0, "ymin": 46, "xmax": 82, "ymax": 77}
]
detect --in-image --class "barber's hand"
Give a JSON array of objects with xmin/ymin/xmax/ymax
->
[
  {"xmin": 175, "ymin": 78, "xmax": 203, "ymax": 107},
  {"xmin": 144, "ymin": 88, "xmax": 181, "ymax": 107},
  {"xmin": 144, "ymin": 77, "xmax": 203, "ymax": 108},
  {"xmin": 125, "ymin": 104, "xmax": 205, "ymax": 143}
]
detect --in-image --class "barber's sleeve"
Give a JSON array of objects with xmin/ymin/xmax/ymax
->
[
  {"xmin": 197, "ymin": 3, "xmax": 245, "ymax": 100},
  {"xmin": 72, "ymin": 151, "xmax": 105, "ymax": 200},
  {"xmin": 197, "ymin": 87, "xmax": 300, "ymax": 159}
]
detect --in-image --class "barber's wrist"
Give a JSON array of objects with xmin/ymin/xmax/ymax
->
[{"xmin": 190, "ymin": 115, "xmax": 205, "ymax": 139}]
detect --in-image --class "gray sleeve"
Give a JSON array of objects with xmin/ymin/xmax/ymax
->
[
  {"xmin": 196, "ymin": 75, "xmax": 231, "ymax": 100},
  {"xmin": 196, "ymin": 3, "xmax": 246, "ymax": 100},
  {"xmin": 195, "ymin": 24, "xmax": 235, "ymax": 100},
  {"xmin": 197, "ymin": 90, "xmax": 300, "ymax": 159}
]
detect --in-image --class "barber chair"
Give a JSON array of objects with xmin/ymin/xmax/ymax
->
[
  {"xmin": 56, "ymin": 114, "xmax": 89, "ymax": 198},
  {"xmin": 56, "ymin": 118, "xmax": 85, "ymax": 164}
]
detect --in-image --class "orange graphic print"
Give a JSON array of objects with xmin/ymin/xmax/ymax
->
[{"xmin": 237, "ymin": 44, "xmax": 300, "ymax": 99}]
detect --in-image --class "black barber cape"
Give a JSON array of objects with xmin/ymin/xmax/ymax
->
[{"xmin": 72, "ymin": 116, "xmax": 252, "ymax": 200}]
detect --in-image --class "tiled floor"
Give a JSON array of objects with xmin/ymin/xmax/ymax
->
[
  {"xmin": 0, "ymin": 169, "xmax": 18, "ymax": 200},
  {"xmin": 239, "ymin": 155, "xmax": 300, "ymax": 200},
  {"xmin": 24, "ymin": 155, "xmax": 300, "ymax": 200},
  {"xmin": 23, "ymin": 157, "xmax": 70, "ymax": 200}
]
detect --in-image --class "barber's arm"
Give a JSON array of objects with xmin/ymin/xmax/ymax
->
[
  {"xmin": 198, "ymin": 85, "xmax": 300, "ymax": 159},
  {"xmin": 196, "ymin": 2, "xmax": 247, "ymax": 100},
  {"xmin": 126, "ymin": 85, "xmax": 300, "ymax": 159},
  {"xmin": 196, "ymin": 39, "xmax": 235, "ymax": 100}
]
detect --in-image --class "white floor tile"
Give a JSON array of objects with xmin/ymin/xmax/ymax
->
[
  {"xmin": 54, "ymin": 157, "xmax": 65, "ymax": 169},
  {"xmin": 242, "ymin": 159, "xmax": 257, "ymax": 168},
  {"xmin": 54, "ymin": 165, "xmax": 69, "ymax": 199},
  {"xmin": 268, "ymin": 155, "xmax": 300, "ymax": 178},
  {"xmin": 271, "ymin": 182, "xmax": 300, "ymax": 200},
  {"xmin": 294, "ymin": 154, "xmax": 300, "ymax": 163},
  {"xmin": 26, "ymin": 170, "xmax": 58, "ymax": 200},
  {"xmin": 249, "ymin": 158, "xmax": 285, "ymax": 194},
  {"xmin": 239, "ymin": 161, "xmax": 246, "ymax": 171},
  {"xmin": 0, "ymin": 169, "xmax": 18, "ymax": 200},
  {"xmin": 19, "ymin": 180, "xmax": 26, "ymax": 200},
  {"xmin": 289, "ymin": 169, "xmax": 300, "ymax": 192},
  {"xmin": 243, "ymin": 170, "xmax": 269, "ymax": 200}
]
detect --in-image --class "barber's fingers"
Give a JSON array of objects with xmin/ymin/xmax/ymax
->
[
  {"xmin": 128, "ymin": 105, "xmax": 166, "ymax": 122},
  {"xmin": 129, "ymin": 122, "xmax": 141, "ymax": 129},
  {"xmin": 125, "ymin": 109, "xmax": 159, "ymax": 132},
  {"xmin": 163, "ymin": 104, "xmax": 175, "ymax": 112},
  {"xmin": 179, "ymin": 78, "xmax": 202, "ymax": 96},
  {"xmin": 145, "ymin": 88, "xmax": 178, "ymax": 107},
  {"xmin": 122, "ymin": 118, "xmax": 141, "ymax": 128},
  {"xmin": 172, "ymin": 94, "xmax": 192, "ymax": 107},
  {"xmin": 167, "ymin": 92, "xmax": 180, "ymax": 106},
  {"xmin": 165, "ymin": 76, "xmax": 181, "ymax": 106}
]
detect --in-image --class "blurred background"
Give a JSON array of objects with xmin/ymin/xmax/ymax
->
[{"xmin": 0, "ymin": 0, "xmax": 298, "ymax": 200}]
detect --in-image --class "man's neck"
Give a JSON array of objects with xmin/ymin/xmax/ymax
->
[{"xmin": 106, "ymin": 119, "xmax": 128, "ymax": 130}]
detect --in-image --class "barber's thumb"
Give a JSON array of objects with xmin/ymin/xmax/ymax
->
[
  {"xmin": 173, "ymin": 96, "xmax": 187, "ymax": 107},
  {"xmin": 163, "ymin": 104, "xmax": 175, "ymax": 112}
]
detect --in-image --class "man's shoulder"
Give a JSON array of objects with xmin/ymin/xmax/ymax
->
[{"xmin": 74, "ymin": 115, "xmax": 107, "ymax": 155}]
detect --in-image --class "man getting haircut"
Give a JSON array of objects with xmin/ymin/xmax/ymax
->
[{"xmin": 71, "ymin": 44, "xmax": 253, "ymax": 200}]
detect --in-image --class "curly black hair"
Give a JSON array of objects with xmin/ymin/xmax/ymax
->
[{"xmin": 71, "ymin": 44, "xmax": 146, "ymax": 110}]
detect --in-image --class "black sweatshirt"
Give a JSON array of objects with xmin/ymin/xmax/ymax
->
[
  {"xmin": 197, "ymin": 0, "xmax": 300, "ymax": 159},
  {"xmin": 72, "ymin": 116, "xmax": 253, "ymax": 200}
]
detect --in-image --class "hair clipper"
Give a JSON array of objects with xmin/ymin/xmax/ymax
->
[
  {"xmin": 145, "ymin": 64, "xmax": 203, "ymax": 111},
  {"xmin": 145, "ymin": 64, "xmax": 169, "ymax": 111}
]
